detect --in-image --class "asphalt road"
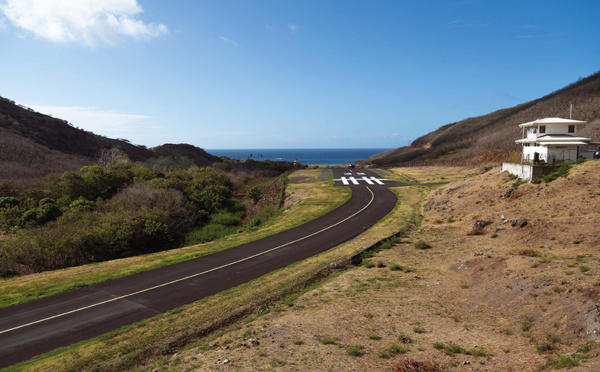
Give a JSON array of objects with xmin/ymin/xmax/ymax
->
[{"xmin": 0, "ymin": 168, "xmax": 405, "ymax": 368}]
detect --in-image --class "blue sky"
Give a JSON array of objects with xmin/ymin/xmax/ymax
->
[{"xmin": 1, "ymin": 0, "xmax": 599, "ymax": 149}]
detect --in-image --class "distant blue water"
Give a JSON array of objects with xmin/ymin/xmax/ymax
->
[{"xmin": 206, "ymin": 148, "xmax": 391, "ymax": 165}]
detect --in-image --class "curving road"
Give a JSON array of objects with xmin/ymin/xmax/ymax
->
[{"xmin": 0, "ymin": 168, "xmax": 407, "ymax": 368}]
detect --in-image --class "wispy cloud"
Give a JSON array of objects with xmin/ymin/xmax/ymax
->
[
  {"xmin": 219, "ymin": 36, "xmax": 238, "ymax": 46},
  {"xmin": 25, "ymin": 105, "xmax": 157, "ymax": 134},
  {"xmin": 0, "ymin": 0, "xmax": 168, "ymax": 47},
  {"xmin": 287, "ymin": 23, "xmax": 298, "ymax": 33}
]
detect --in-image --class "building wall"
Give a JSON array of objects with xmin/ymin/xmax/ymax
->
[
  {"xmin": 502, "ymin": 162, "xmax": 532, "ymax": 180},
  {"xmin": 547, "ymin": 147, "xmax": 578, "ymax": 163},
  {"xmin": 501, "ymin": 163, "xmax": 558, "ymax": 181},
  {"xmin": 522, "ymin": 146, "xmax": 548, "ymax": 163},
  {"xmin": 525, "ymin": 124, "xmax": 576, "ymax": 138},
  {"xmin": 522, "ymin": 146, "xmax": 579, "ymax": 163},
  {"xmin": 543, "ymin": 124, "xmax": 575, "ymax": 135}
]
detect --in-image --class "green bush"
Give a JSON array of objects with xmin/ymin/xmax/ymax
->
[
  {"xmin": 532, "ymin": 164, "xmax": 572, "ymax": 184},
  {"xmin": 35, "ymin": 202, "xmax": 62, "ymax": 224},
  {"xmin": 347, "ymin": 344, "xmax": 363, "ymax": 356},
  {"xmin": 210, "ymin": 211, "xmax": 242, "ymax": 226},
  {"xmin": 0, "ymin": 197, "xmax": 19, "ymax": 209},
  {"xmin": 414, "ymin": 240, "xmax": 431, "ymax": 249},
  {"xmin": 250, "ymin": 205, "xmax": 277, "ymax": 227},
  {"xmin": 69, "ymin": 197, "xmax": 96, "ymax": 212},
  {"xmin": 46, "ymin": 165, "xmax": 133, "ymax": 206},
  {"xmin": 246, "ymin": 185, "xmax": 265, "ymax": 203},
  {"xmin": 0, "ymin": 184, "xmax": 196, "ymax": 276},
  {"xmin": 182, "ymin": 223, "xmax": 239, "ymax": 246},
  {"xmin": 183, "ymin": 169, "xmax": 232, "ymax": 214},
  {"xmin": 0, "ymin": 205, "xmax": 22, "ymax": 230}
]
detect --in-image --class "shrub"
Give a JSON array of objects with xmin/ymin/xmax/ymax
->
[
  {"xmin": 38, "ymin": 198, "xmax": 55, "ymax": 206},
  {"xmin": 210, "ymin": 210, "xmax": 242, "ymax": 227},
  {"xmin": 45, "ymin": 165, "xmax": 133, "ymax": 206},
  {"xmin": 0, "ymin": 197, "xmax": 19, "ymax": 209},
  {"xmin": 545, "ymin": 355, "xmax": 579, "ymax": 369},
  {"xmin": 414, "ymin": 240, "xmax": 431, "ymax": 249},
  {"xmin": 69, "ymin": 197, "xmax": 96, "ymax": 212},
  {"xmin": 532, "ymin": 164, "xmax": 572, "ymax": 184},
  {"xmin": 387, "ymin": 343, "xmax": 408, "ymax": 354},
  {"xmin": 391, "ymin": 358, "xmax": 444, "ymax": 372},
  {"xmin": 182, "ymin": 223, "xmax": 239, "ymax": 245},
  {"xmin": 246, "ymin": 185, "xmax": 265, "ymax": 203},
  {"xmin": 0, "ymin": 184, "xmax": 196, "ymax": 276},
  {"xmin": 320, "ymin": 336, "xmax": 339, "ymax": 345},
  {"xmin": 521, "ymin": 317, "xmax": 534, "ymax": 332},
  {"xmin": 347, "ymin": 344, "xmax": 363, "ymax": 356},
  {"xmin": 183, "ymin": 169, "xmax": 232, "ymax": 214},
  {"xmin": 249, "ymin": 205, "xmax": 277, "ymax": 227},
  {"xmin": 0, "ymin": 205, "xmax": 22, "ymax": 230},
  {"xmin": 413, "ymin": 326, "xmax": 425, "ymax": 334},
  {"xmin": 35, "ymin": 202, "xmax": 62, "ymax": 224},
  {"xmin": 390, "ymin": 263, "xmax": 403, "ymax": 271}
]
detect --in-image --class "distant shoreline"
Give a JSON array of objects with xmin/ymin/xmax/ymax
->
[{"xmin": 206, "ymin": 148, "xmax": 391, "ymax": 165}]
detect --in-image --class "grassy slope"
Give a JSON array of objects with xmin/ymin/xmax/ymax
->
[{"xmin": 9, "ymin": 168, "xmax": 420, "ymax": 371}]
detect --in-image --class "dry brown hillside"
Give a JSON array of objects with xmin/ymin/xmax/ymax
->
[
  {"xmin": 163, "ymin": 162, "xmax": 600, "ymax": 371},
  {"xmin": 365, "ymin": 70, "xmax": 600, "ymax": 166},
  {"xmin": 0, "ymin": 96, "xmax": 219, "ymax": 186}
]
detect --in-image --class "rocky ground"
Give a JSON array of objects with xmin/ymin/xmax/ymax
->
[{"xmin": 153, "ymin": 162, "xmax": 600, "ymax": 371}]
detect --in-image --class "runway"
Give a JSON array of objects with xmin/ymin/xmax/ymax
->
[{"xmin": 0, "ymin": 168, "xmax": 401, "ymax": 368}]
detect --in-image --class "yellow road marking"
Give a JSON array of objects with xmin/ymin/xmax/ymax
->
[{"xmin": 1, "ymin": 186, "xmax": 375, "ymax": 335}]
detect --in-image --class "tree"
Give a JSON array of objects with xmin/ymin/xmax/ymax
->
[{"xmin": 98, "ymin": 148, "xmax": 129, "ymax": 169}]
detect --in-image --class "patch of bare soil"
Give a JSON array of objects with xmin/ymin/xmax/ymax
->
[{"xmin": 159, "ymin": 162, "xmax": 600, "ymax": 371}]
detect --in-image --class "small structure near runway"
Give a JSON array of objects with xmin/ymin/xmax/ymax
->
[{"xmin": 502, "ymin": 117, "xmax": 594, "ymax": 181}]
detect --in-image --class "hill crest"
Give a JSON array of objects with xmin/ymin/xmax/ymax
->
[
  {"xmin": 0, "ymin": 96, "xmax": 219, "ymax": 185},
  {"xmin": 364, "ymin": 70, "xmax": 600, "ymax": 166}
]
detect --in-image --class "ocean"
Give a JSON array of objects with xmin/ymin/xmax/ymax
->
[{"xmin": 206, "ymin": 148, "xmax": 391, "ymax": 165}]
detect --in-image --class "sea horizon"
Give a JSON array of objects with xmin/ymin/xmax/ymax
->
[{"xmin": 206, "ymin": 148, "xmax": 391, "ymax": 165}]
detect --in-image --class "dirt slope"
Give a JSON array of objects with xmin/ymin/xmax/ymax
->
[{"xmin": 146, "ymin": 163, "xmax": 600, "ymax": 371}]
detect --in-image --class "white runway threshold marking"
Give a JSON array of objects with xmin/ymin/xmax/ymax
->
[{"xmin": 336, "ymin": 176, "xmax": 389, "ymax": 185}]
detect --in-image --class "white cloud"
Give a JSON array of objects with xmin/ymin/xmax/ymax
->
[
  {"xmin": 0, "ymin": 0, "xmax": 167, "ymax": 46},
  {"xmin": 287, "ymin": 23, "xmax": 297, "ymax": 33},
  {"xmin": 219, "ymin": 36, "xmax": 238, "ymax": 46},
  {"xmin": 26, "ymin": 104, "xmax": 156, "ymax": 134}
]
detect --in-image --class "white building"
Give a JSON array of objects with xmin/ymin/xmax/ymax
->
[{"xmin": 515, "ymin": 117, "xmax": 591, "ymax": 164}]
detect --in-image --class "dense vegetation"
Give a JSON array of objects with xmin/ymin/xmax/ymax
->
[{"xmin": 0, "ymin": 159, "xmax": 298, "ymax": 277}]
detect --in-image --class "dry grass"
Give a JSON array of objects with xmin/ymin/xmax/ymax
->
[
  {"xmin": 133, "ymin": 162, "xmax": 600, "ymax": 372},
  {"xmin": 387, "ymin": 166, "xmax": 483, "ymax": 184},
  {"xmin": 13, "ymin": 162, "xmax": 600, "ymax": 371},
  {"xmin": 391, "ymin": 358, "xmax": 445, "ymax": 372}
]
